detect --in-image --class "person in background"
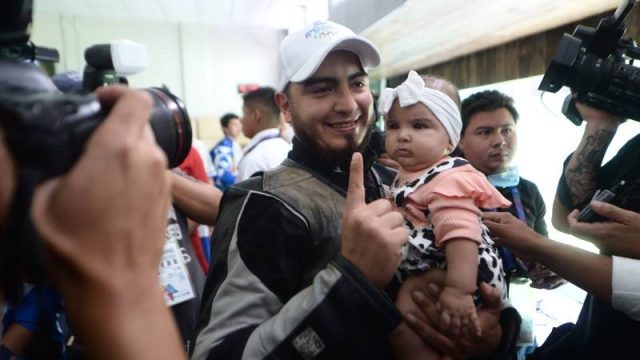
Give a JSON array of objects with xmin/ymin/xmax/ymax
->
[
  {"xmin": 458, "ymin": 90, "xmax": 564, "ymax": 291},
  {"xmin": 210, "ymin": 113, "xmax": 243, "ymax": 191},
  {"xmin": 190, "ymin": 20, "xmax": 518, "ymax": 360},
  {"xmin": 192, "ymin": 137, "xmax": 215, "ymax": 182},
  {"xmin": 236, "ymin": 87, "xmax": 291, "ymax": 181}
]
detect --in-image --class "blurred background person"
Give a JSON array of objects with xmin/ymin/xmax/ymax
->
[
  {"xmin": 236, "ymin": 87, "xmax": 291, "ymax": 181},
  {"xmin": 210, "ymin": 113, "xmax": 243, "ymax": 191}
]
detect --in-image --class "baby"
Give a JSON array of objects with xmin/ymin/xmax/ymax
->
[{"xmin": 379, "ymin": 71, "xmax": 510, "ymax": 359}]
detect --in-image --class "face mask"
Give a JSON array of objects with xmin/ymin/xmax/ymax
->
[{"xmin": 487, "ymin": 166, "xmax": 520, "ymax": 187}]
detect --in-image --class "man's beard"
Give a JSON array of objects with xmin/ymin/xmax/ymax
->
[{"xmin": 290, "ymin": 108, "xmax": 373, "ymax": 170}]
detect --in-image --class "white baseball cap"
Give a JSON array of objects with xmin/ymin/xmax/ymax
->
[{"xmin": 279, "ymin": 20, "xmax": 381, "ymax": 91}]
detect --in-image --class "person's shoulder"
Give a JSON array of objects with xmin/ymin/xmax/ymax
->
[
  {"xmin": 517, "ymin": 176, "xmax": 536, "ymax": 187},
  {"xmin": 517, "ymin": 177, "xmax": 543, "ymax": 194},
  {"xmin": 614, "ymin": 133, "xmax": 640, "ymax": 158}
]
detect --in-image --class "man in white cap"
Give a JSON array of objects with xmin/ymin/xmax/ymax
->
[{"xmin": 191, "ymin": 21, "xmax": 516, "ymax": 360}]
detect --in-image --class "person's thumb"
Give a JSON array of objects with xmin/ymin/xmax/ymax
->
[
  {"xmin": 345, "ymin": 152, "xmax": 365, "ymax": 212},
  {"xmin": 590, "ymin": 201, "xmax": 629, "ymax": 223}
]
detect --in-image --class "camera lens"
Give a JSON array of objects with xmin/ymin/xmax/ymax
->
[{"xmin": 145, "ymin": 87, "xmax": 192, "ymax": 168}]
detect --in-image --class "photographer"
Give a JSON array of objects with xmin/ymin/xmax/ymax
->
[
  {"xmin": 1, "ymin": 86, "xmax": 185, "ymax": 359},
  {"xmin": 483, "ymin": 101, "xmax": 640, "ymax": 359}
]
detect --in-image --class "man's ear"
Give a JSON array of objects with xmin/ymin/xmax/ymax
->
[{"xmin": 275, "ymin": 92, "xmax": 292, "ymax": 123}]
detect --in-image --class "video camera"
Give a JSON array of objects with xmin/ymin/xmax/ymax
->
[
  {"xmin": 0, "ymin": 0, "xmax": 192, "ymax": 301},
  {"xmin": 539, "ymin": 0, "xmax": 640, "ymax": 125}
]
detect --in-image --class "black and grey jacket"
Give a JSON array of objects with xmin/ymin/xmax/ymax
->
[{"xmin": 191, "ymin": 140, "xmax": 402, "ymax": 360}]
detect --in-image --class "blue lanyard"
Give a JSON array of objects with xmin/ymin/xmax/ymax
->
[
  {"xmin": 501, "ymin": 186, "xmax": 527, "ymax": 275},
  {"xmin": 510, "ymin": 186, "xmax": 527, "ymax": 223}
]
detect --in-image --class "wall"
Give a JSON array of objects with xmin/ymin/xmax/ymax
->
[{"xmin": 31, "ymin": 12, "xmax": 285, "ymax": 147}]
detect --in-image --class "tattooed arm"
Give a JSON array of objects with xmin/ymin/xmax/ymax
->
[{"xmin": 551, "ymin": 102, "xmax": 623, "ymax": 232}]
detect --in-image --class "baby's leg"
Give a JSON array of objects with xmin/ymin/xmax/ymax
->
[{"xmin": 391, "ymin": 273, "xmax": 444, "ymax": 360}]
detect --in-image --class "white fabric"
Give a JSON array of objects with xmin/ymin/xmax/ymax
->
[
  {"xmin": 236, "ymin": 128, "xmax": 291, "ymax": 182},
  {"xmin": 378, "ymin": 70, "xmax": 462, "ymax": 148},
  {"xmin": 192, "ymin": 138, "xmax": 215, "ymax": 178},
  {"xmin": 279, "ymin": 20, "xmax": 380, "ymax": 90},
  {"xmin": 611, "ymin": 255, "xmax": 640, "ymax": 321}
]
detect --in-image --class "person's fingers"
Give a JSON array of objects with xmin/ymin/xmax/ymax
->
[
  {"xmin": 95, "ymin": 85, "xmax": 128, "ymax": 107},
  {"xmin": 404, "ymin": 313, "xmax": 455, "ymax": 355},
  {"xmin": 459, "ymin": 316, "xmax": 470, "ymax": 339},
  {"xmin": 413, "ymin": 289, "xmax": 441, "ymax": 326},
  {"xmin": 469, "ymin": 311, "xmax": 482, "ymax": 337},
  {"xmin": 427, "ymin": 283, "xmax": 442, "ymax": 299},
  {"xmin": 478, "ymin": 282, "xmax": 501, "ymax": 310},
  {"xmin": 345, "ymin": 152, "xmax": 365, "ymax": 212},
  {"xmin": 0, "ymin": 129, "xmax": 15, "ymax": 227},
  {"xmin": 92, "ymin": 88, "xmax": 153, "ymax": 145},
  {"xmin": 481, "ymin": 211, "xmax": 509, "ymax": 222},
  {"xmin": 439, "ymin": 309, "xmax": 451, "ymax": 333},
  {"xmin": 590, "ymin": 201, "xmax": 633, "ymax": 224},
  {"xmin": 449, "ymin": 315, "xmax": 461, "ymax": 338},
  {"xmin": 367, "ymin": 197, "xmax": 397, "ymax": 216}
]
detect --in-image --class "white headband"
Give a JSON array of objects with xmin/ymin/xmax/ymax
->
[{"xmin": 378, "ymin": 70, "xmax": 462, "ymax": 148}]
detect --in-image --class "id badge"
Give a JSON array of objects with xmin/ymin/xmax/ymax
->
[{"xmin": 158, "ymin": 236, "xmax": 196, "ymax": 307}]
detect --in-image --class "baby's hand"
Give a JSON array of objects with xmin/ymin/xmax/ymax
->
[{"xmin": 436, "ymin": 286, "xmax": 480, "ymax": 339}]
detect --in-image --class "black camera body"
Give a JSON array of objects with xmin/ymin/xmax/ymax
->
[{"xmin": 539, "ymin": 0, "xmax": 640, "ymax": 125}]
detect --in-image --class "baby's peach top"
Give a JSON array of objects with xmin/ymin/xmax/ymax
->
[{"xmin": 397, "ymin": 158, "xmax": 511, "ymax": 247}]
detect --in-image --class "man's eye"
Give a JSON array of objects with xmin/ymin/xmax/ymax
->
[
  {"xmin": 311, "ymin": 86, "xmax": 332, "ymax": 95},
  {"xmin": 352, "ymin": 80, "xmax": 367, "ymax": 88}
]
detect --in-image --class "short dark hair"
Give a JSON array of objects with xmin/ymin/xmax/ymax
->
[
  {"xmin": 243, "ymin": 87, "xmax": 280, "ymax": 124},
  {"xmin": 460, "ymin": 90, "xmax": 519, "ymax": 135},
  {"xmin": 220, "ymin": 113, "xmax": 239, "ymax": 128}
]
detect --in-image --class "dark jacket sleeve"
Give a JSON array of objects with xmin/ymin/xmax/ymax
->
[
  {"xmin": 526, "ymin": 180, "xmax": 549, "ymax": 237},
  {"xmin": 191, "ymin": 189, "xmax": 401, "ymax": 360}
]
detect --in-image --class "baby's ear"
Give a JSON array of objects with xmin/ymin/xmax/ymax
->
[{"xmin": 445, "ymin": 144, "xmax": 454, "ymax": 155}]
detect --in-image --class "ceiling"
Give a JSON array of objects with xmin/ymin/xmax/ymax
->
[
  {"xmin": 35, "ymin": 0, "xmax": 329, "ymax": 30},
  {"xmin": 36, "ymin": 0, "xmax": 624, "ymax": 78},
  {"xmin": 363, "ymin": 0, "xmax": 621, "ymax": 78}
]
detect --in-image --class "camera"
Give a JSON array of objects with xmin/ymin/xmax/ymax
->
[
  {"xmin": 539, "ymin": 0, "xmax": 640, "ymax": 125},
  {"xmin": 0, "ymin": 0, "xmax": 192, "ymax": 301}
]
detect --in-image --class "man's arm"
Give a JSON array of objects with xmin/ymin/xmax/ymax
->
[
  {"xmin": 484, "ymin": 212, "xmax": 613, "ymax": 303},
  {"xmin": 552, "ymin": 103, "xmax": 621, "ymax": 231},
  {"xmin": 170, "ymin": 172, "xmax": 222, "ymax": 225}
]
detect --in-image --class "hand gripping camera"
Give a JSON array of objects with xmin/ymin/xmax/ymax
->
[
  {"xmin": 539, "ymin": 0, "xmax": 640, "ymax": 125},
  {"xmin": 0, "ymin": 0, "xmax": 192, "ymax": 301}
]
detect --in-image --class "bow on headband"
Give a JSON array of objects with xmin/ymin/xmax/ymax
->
[{"xmin": 378, "ymin": 70, "xmax": 462, "ymax": 148}]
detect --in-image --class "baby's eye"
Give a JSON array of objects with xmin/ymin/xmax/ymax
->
[{"xmin": 414, "ymin": 123, "xmax": 427, "ymax": 129}]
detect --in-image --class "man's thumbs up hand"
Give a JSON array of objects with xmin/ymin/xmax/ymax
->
[{"xmin": 341, "ymin": 152, "xmax": 407, "ymax": 290}]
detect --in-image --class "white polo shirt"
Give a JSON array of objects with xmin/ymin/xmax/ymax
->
[{"xmin": 236, "ymin": 128, "xmax": 291, "ymax": 182}]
